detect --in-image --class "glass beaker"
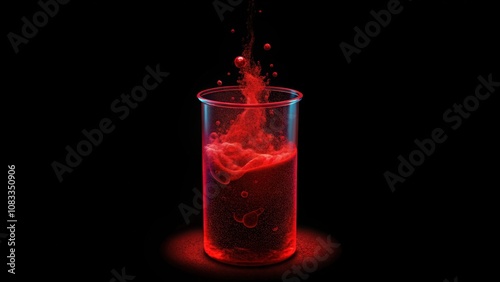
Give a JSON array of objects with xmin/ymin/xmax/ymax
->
[{"xmin": 198, "ymin": 85, "xmax": 303, "ymax": 266}]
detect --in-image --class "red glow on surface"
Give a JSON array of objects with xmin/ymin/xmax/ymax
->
[{"xmin": 162, "ymin": 227, "xmax": 341, "ymax": 281}]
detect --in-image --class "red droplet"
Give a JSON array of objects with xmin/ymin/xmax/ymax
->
[
  {"xmin": 227, "ymin": 72, "xmax": 231, "ymax": 76},
  {"xmin": 230, "ymin": 28, "xmax": 235, "ymax": 33},
  {"xmin": 269, "ymin": 63, "xmax": 274, "ymax": 68},
  {"xmin": 264, "ymin": 43, "xmax": 271, "ymax": 51},
  {"xmin": 234, "ymin": 56, "xmax": 247, "ymax": 68},
  {"xmin": 217, "ymin": 80, "xmax": 223, "ymax": 86},
  {"xmin": 241, "ymin": 191, "xmax": 248, "ymax": 198},
  {"xmin": 272, "ymin": 71, "xmax": 278, "ymax": 77},
  {"xmin": 215, "ymin": 120, "xmax": 221, "ymax": 126}
]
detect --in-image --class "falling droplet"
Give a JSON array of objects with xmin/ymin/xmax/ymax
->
[
  {"xmin": 230, "ymin": 28, "xmax": 235, "ymax": 33},
  {"xmin": 234, "ymin": 56, "xmax": 247, "ymax": 68},
  {"xmin": 217, "ymin": 80, "xmax": 223, "ymax": 86},
  {"xmin": 269, "ymin": 63, "xmax": 274, "ymax": 68},
  {"xmin": 272, "ymin": 72, "xmax": 278, "ymax": 77},
  {"xmin": 264, "ymin": 43, "xmax": 271, "ymax": 51}
]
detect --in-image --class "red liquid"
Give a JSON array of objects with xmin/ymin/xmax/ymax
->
[{"xmin": 203, "ymin": 145, "xmax": 297, "ymax": 265}]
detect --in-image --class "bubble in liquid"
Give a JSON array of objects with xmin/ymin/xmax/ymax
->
[
  {"xmin": 217, "ymin": 80, "xmax": 222, "ymax": 86},
  {"xmin": 234, "ymin": 207, "xmax": 265, "ymax": 228},
  {"xmin": 242, "ymin": 208, "xmax": 264, "ymax": 228},
  {"xmin": 241, "ymin": 191, "xmax": 248, "ymax": 198},
  {"xmin": 210, "ymin": 169, "xmax": 230, "ymax": 185},
  {"xmin": 234, "ymin": 56, "xmax": 247, "ymax": 68},
  {"xmin": 272, "ymin": 226, "xmax": 279, "ymax": 232},
  {"xmin": 233, "ymin": 213, "xmax": 243, "ymax": 222},
  {"xmin": 215, "ymin": 120, "xmax": 221, "ymax": 126},
  {"xmin": 264, "ymin": 43, "xmax": 271, "ymax": 51},
  {"xmin": 209, "ymin": 132, "xmax": 218, "ymax": 142}
]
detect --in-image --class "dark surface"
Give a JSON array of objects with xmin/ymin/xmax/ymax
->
[{"xmin": 4, "ymin": 0, "xmax": 498, "ymax": 281}]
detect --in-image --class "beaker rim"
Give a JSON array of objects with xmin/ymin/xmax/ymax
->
[{"xmin": 197, "ymin": 85, "xmax": 303, "ymax": 108}]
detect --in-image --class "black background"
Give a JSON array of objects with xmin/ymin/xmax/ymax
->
[{"xmin": 4, "ymin": 0, "xmax": 499, "ymax": 281}]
